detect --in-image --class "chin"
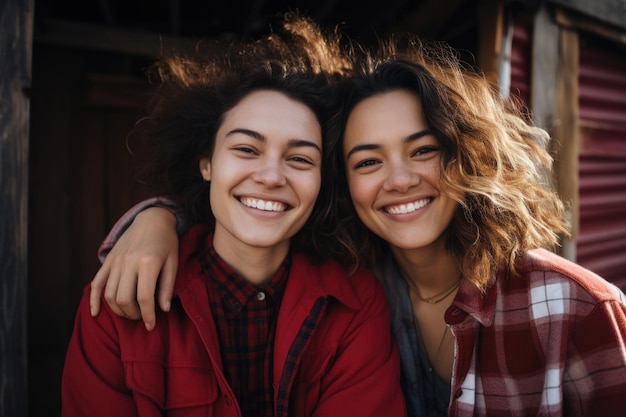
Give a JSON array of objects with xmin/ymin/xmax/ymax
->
[{"xmin": 238, "ymin": 234, "xmax": 290, "ymax": 249}]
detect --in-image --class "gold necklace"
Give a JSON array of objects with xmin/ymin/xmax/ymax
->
[
  {"xmin": 411, "ymin": 279, "xmax": 461, "ymax": 304},
  {"xmin": 413, "ymin": 317, "xmax": 453, "ymax": 378}
]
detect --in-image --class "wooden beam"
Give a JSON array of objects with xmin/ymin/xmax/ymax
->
[
  {"xmin": 531, "ymin": 3, "xmax": 559, "ymax": 132},
  {"xmin": 548, "ymin": 0, "xmax": 626, "ymax": 31},
  {"xmin": 391, "ymin": 0, "xmax": 467, "ymax": 37},
  {"xmin": 555, "ymin": 7, "xmax": 626, "ymax": 45},
  {"xmin": 478, "ymin": 0, "xmax": 504, "ymax": 86},
  {"xmin": 553, "ymin": 27, "xmax": 580, "ymax": 259},
  {"xmin": 34, "ymin": 18, "xmax": 225, "ymax": 57},
  {"xmin": 0, "ymin": 0, "xmax": 32, "ymax": 416},
  {"xmin": 531, "ymin": 3, "xmax": 571, "ymax": 258}
]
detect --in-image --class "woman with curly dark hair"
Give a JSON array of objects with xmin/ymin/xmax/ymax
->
[
  {"xmin": 61, "ymin": 15, "xmax": 405, "ymax": 417},
  {"xmin": 87, "ymin": 15, "xmax": 626, "ymax": 417}
]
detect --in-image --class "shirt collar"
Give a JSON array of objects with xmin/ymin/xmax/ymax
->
[
  {"xmin": 447, "ymin": 276, "xmax": 497, "ymax": 327},
  {"xmin": 377, "ymin": 246, "xmax": 497, "ymax": 327},
  {"xmin": 200, "ymin": 234, "xmax": 289, "ymax": 315}
]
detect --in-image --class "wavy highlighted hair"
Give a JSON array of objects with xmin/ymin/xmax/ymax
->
[{"xmin": 328, "ymin": 35, "xmax": 570, "ymax": 289}]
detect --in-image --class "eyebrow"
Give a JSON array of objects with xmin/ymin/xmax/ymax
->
[
  {"xmin": 226, "ymin": 128, "xmax": 322, "ymax": 153},
  {"xmin": 346, "ymin": 129, "xmax": 433, "ymax": 159}
]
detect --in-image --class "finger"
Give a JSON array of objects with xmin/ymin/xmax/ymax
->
[
  {"xmin": 90, "ymin": 263, "xmax": 111, "ymax": 317},
  {"xmin": 157, "ymin": 254, "xmax": 178, "ymax": 313},
  {"xmin": 115, "ymin": 262, "xmax": 142, "ymax": 320},
  {"xmin": 136, "ymin": 261, "xmax": 162, "ymax": 331},
  {"xmin": 103, "ymin": 261, "xmax": 126, "ymax": 318}
]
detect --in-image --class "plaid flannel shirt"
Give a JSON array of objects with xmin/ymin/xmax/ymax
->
[{"xmin": 379, "ymin": 247, "xmax": 626, "ymax": 416}]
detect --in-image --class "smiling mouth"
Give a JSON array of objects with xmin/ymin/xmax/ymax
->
[
  {"xmin": 384, "ymin": 198, "xmax": 431, "ymax": 214},
  {"xmin": 239, "ymin": 197, "xmax": 288, "ymax": 212}
]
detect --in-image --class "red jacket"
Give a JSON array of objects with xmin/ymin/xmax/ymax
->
[{"xmin": 62, "ymin": 226, "xmax": 406, "ymax": 417}]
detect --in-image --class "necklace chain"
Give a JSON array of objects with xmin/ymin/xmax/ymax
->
[
  {"xmin": 411, "ymin": 279, "xmax": 461, "ymax": 304},
  {"xmin": 414, "ymin": 317, "xmax": 453, "ymax": 377}
]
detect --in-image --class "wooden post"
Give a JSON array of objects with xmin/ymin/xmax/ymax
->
[
  {"xmin": 554, "ymin": 27, "xmax": 580, "ymax": 261},
  {"xmin": 0, "ymin": 0, "xmax": 33, "ymax": 416},
  {"xmin": 531, "ymin": 4, "xmax": 559, "ymax": 132},
  {"xmin": 530, "ymin": 3, "xmax": 575, "ymax": 259},
  {"xmin": 478, "ymin": 0, "xmax": 504, "ymax": 87}
]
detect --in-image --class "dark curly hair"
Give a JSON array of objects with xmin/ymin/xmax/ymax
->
[{"xmin": 130, "ymin": 12, "xmax": 358, "ymax": 268}]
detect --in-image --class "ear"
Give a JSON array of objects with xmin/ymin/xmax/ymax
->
[{"xmin": 199, "ymin": 157, "xmax": 211, "ymax": 181}]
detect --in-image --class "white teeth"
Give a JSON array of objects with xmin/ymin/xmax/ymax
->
[
  {"xmin": 386, "ymin": 198, "xmax": 430, "ymax": 214},
  {"xmin": 240, "ymin": 197, "xmax": 286, "ymax": 212}
]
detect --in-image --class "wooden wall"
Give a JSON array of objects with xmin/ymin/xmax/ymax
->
[
  {"xmin": 0, "ymin": 0, "xmax": 32, "ymax": 416},
  {"xmin": 28, "ymin": 45, "xmax": 153, "ymax": 416}
]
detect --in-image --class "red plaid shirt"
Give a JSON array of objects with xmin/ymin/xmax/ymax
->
[{"xmin": 199, "ymin": 238, "xmax": 288, "ymax": 417}]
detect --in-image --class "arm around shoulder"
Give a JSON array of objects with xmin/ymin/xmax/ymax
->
[{"xmin": 90, "ymin": 198, "xmax": 183, "ymax": 327}]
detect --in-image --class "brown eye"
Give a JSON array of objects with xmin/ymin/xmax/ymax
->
[
  {"xmin": 355, "ymin": 159, "xmax": 379, "ymax": 169},
  {"xmin": 234, "ymin": 146, "xmax": 257, "ymax": 155},
  {"xmin": 411, "ymin": 146, "xmax": 439, "ymax": 158},
  {"xmin": 289, "ymin": 156, "xmax": 311, "ymax": 164}
]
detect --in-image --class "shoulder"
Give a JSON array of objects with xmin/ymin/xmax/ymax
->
[
  {"xmin": 291, "ymin": 253, "xmax": 386, "ymax": 309},
  {"xmin": 514, "ymin": 248, "xmax": 625, "ymax": 305}
]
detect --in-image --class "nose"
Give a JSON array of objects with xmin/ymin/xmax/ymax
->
[
  {"xmin": 251, "ymin": 158, "xmax": 287, "ymax": 188},
  {"xmin": 383, "ymin": 161, "xmax": 419, "ymax": 192}
]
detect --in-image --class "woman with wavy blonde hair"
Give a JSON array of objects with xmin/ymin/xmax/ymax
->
[{"xmin": 87, "ymin": 16, "xmax": 626, "ymax": 417}]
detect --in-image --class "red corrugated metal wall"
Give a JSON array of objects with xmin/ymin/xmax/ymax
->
[
  {"xmin": 509, "ymin": 12, "xmax": 626, "ymax": 290},
  {"xmin": 577, "ymin": 35, "xmax": 626, "ymax": 290}
]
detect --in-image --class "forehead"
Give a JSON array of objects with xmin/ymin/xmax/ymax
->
[
  {"xmin": 220, "ymin": 90, "xmax": 321, "ymax": 142},
  {"xmin": 344, "ymin": 90, "xmax": 427, "ymax": 148}
]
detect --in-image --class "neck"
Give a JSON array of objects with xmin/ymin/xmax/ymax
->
[
  {"xmin": 391, "ymin": 244, "xmax": 461, "ymax": 297},
  {"xmin": 213, "ymin": 233, "xmax": 289, "ymax": 285}
]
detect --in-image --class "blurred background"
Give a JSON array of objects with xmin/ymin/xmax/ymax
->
[{"xmin": 2, "ymin": 0, "xmax": 626, "ymax": 416}]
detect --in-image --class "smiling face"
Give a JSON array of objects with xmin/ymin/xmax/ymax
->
[
  {"xmin": 199, "ymin": 89, "xmax": 322, "ymax": 259},
  {"xmin": 343, "ymin": 89, "xmax": 458, "ymax": 254}
]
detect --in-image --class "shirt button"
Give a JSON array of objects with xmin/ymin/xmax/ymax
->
[
  {"xmin": 257, "ymin": 291, "xmax": 266, "ymax": 301},
  {"xmin": 454, "ymin": 388, "xmax": 463, "ymax": 399}
]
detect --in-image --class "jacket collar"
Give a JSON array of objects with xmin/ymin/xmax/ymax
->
[{"xmin": 174, "ymin": 224, "xmax": 362, "ymax": 311}]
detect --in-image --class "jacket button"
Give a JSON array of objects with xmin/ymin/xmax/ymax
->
[
  {"xmin": 224, "ymin": 395, "xmax": 233, "ymax": 406},
  {"xmin": 453, "ymin": 388, "xmax": 463, "ymax": 399}
]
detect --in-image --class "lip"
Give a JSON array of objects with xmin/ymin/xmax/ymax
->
[
  {"xmin": 381, "ymin": 197, "xmax": 432, "ymax": 215},
  {"xmin": 237, "ymin": 195, "xmax": 292, "ymax": 212}
]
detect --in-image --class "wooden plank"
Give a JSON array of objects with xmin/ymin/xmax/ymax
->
[
  {"xmin": 555, "ymin": 7, "xmax": 626, "ymax": 45},
  {"xmin": 391, "ymin": 0, "xmax": 466, "ymax": 37},
  {"xmin": 531, "ymin": 4, "xmax": 572, "ymax": 259},
  {"xmin": 34, "ymin": 17, "xmax": 224, "ymax": 57},
  {"xmin": 553, "ymin": 28, "xmax": 581, "ymax": 259},
  {"xmin": 478, "ymin": 0, "xmax": 504, "ymax": 86},
  {"xmin": 531, "ymin": 4, "xmax": 560, "ymax": 132},
  {"xmin": 27, "ymin": 48, "xmax": 155, "ymax": 417},
  {"xmin": 27, "ymin": 46, "xmax": 79, "ymax": 417},
  {"xmin": 0, "ymin": 0, "xmax": 33, "ymax": 416},
  {"xmin": 548, "ymin": 0, "xmax": 626, "ymax": 31}
]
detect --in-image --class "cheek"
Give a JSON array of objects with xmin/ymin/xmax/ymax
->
[
  {"xmin": 346, "ymin": 174, "xmax": 371, "ymax": 209},
  {"xmin": 299, "ymin": 172, "xmax": 322, "ymax": 206}
]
